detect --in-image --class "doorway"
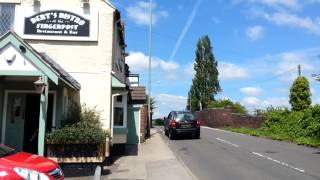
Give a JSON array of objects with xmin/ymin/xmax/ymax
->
[{"xmin": 3, "ymin": 92, "xmax": 54, "ymax": 154}]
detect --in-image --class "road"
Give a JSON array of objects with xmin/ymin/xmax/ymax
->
[{"xmin": 157, "ymin": 126, "xmax": 320, "ymax": 180}]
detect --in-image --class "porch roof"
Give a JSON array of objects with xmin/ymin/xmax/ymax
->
[
  {"xmin": 112, "ymin": 74, "xmax": 126, "ymax": 88},
  {"xmin": 39, "ymin": 53, "xmax": 81, "ymax": 90},
  {"xmin": 0, "ymin": 31, "xmax": 80, "ymax": 90}
]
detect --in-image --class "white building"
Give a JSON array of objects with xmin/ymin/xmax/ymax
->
[{"xmin": 0, "ymin": 0, "xmax": 145, "ymax": 158}]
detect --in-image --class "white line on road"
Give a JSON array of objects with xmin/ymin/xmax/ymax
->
[
  {"xmin": 202, "ymin": 126, "xmax": 245, "ymax": 135},
  {"xmin": 252, "ymin": 152, "xmax": 305, "ymax": 173},
  {"xmin": 216, "ymin": 138, "xmax": 240, "ymax": 147}
]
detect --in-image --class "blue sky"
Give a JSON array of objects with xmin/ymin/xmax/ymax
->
[{"xmin": 110, "ymin": 0, "xmax": 320, "ymax": 117}]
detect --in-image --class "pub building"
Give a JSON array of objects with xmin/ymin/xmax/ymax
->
[{"xmin": 0, "ymin": 0, "xmax": 146, "ymax": 159}]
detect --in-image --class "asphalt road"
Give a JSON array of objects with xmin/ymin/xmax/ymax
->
[{"xmin": 157, "ymin": 126, "xmax": 320, "ymax": 180}]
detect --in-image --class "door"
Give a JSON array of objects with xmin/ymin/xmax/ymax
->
[
  {"xmin": 4, "ymin": 93, "xmax": 26, "ymax": 151},
  {"xmin": 23, "ymin": 94, "xmax": 40, "ymax": 154},
  {"xmin": 127, "ymin": 107, "xmax": 140, "ymax": 144}
]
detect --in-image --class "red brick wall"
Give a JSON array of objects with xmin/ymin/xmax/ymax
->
[
  {"xmin": 140, "ymin": 105, "xmax": 148, "ymax": 142},
  {"xmin": 195, "ymin": 108, "xmax": 264, "ymax": 129}
]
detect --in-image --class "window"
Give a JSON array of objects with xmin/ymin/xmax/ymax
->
[
  {"xmin": 114, "ymin": 107, "xmax": 124, "ymax": 126},
  {"xmin": 176, "ymin": 112, "xmax": 195, "ymax": 121},
  {"xmin": 0, "ymin": 3, "xmax": 15, "ymax": 36},
  {"xmin": 116, "ymin": 95, "xmax": 122, "ymax": 103}
]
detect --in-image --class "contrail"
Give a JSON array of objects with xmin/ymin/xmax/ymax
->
[{"xmin": 169, "ymin": 0, "xmax": 202, "ymax": 61}]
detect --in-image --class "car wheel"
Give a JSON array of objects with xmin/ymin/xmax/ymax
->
[{"xmin": 169, "ymin": 131, "xmax": 175, "ymax": 140}]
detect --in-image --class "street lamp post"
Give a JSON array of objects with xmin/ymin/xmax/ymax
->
[{"xmin": 147, "ymin": 0, "xmax": 152, "ymax": 137}]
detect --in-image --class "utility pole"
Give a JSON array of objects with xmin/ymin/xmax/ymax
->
[
  {"xmin": 298, "ymin": 64, "xmax": 301, "ymax": 76},
  {"xmin": 147, "ymin": 0, "xmax": 152, "ymax": 137}
]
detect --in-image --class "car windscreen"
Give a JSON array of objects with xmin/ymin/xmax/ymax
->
[
  {"xmin": 176, "ymin": 113, "xmax": 195, "ymax": 121},
  {"xmin": 0, "ymin": 145, "xmax": 16, "ymax": 158}
]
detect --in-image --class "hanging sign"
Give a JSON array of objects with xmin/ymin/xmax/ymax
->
[{"xmin": 24, "ymin": 10, "xmax": 90, "ymax": 37}]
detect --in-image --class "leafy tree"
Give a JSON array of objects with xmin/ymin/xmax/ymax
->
[
  {"xmin": 289, "ymin": 76, "xmax": 311, "ymax": 111},
  {"xmin": 188, "ymin": 35, "xmax": 221, "ymax": 111}
]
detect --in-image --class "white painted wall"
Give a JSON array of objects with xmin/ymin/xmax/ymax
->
[
  {"xmin": 9, "ymin": 0, "xmax": 120, "ymax": 130},
  {"xmin": 0, "ymin": 44, "xmax": 37, "ymax": 71}
]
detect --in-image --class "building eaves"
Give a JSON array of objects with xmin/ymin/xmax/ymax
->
[{"xmin": 103, "ymin": 0, "xmax": 117, "ymax": 10}]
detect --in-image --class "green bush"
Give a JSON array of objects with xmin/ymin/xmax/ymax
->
[
  {"xmin": 153, "ymin": 118, "xmax": 164, "ymax": 126},
  {"xmin": 228, "ymin": 105, "xmax": 320, "ymax": 147},
  {"xmin": 46, "ymin": 125, "xmax": 108, "ymax": 144},
  {"xmin": 208, "ymin": 99, "xmax": 247, "ymax": 114},
  {"xmin": 46, "ymin": 104, "xmax": 109, "ymax": 144}
]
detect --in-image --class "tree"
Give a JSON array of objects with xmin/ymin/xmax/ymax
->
[
  {"xmin": 145, "ymin": 95, "xmax": 156, "ymax": 113},
  {"xmin": 187, "ymin": 35, "xmax": 221, "ymax": 111},
  {"xmin": 289, "ymin": 76, "xmax": 311, "ymax": 111}
]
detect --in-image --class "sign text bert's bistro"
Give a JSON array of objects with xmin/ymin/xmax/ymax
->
[{"xmin": 24, "ymin": 10, "xmax": 90, "ymax": 37}]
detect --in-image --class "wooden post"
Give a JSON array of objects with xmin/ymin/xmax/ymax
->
[{"xmin": 38, "ymin": 75, "xmax": 48, "ymax": 156}]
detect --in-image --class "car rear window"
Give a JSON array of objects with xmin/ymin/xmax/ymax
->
[{"xmin": 176, "ymin": 113, "xmax": 195, "ymax": 121}]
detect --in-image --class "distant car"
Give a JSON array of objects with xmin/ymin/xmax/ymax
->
[
  {"xmin": 164, "ymin": 111, "xmax": 200, "ymax": 140},
  {"xmin": 0, "ymin": 144, "xmax": 64, "ymax": 180}
]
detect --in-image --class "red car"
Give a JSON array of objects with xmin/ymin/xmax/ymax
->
[{"xmin": 0, "ymin": 144, "xmax": 64, "ymax": 180}]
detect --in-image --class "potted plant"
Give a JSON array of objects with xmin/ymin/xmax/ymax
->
[{"xmin": 46, "ymin": 104, "xmax": 110, "ymax": 163}]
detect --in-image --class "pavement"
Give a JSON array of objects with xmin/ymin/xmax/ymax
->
[{"xmin": 64, "ymin": 128, "xmax": 195, "ymax": 180}]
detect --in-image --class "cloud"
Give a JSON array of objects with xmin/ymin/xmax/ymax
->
[
  {"xmin": 240, "ymin": 87, "xmax": 263, "ymax": 96},
  {"xmin": 219, "ymin": 62, "xmax": 249, "ymax": 80},
  {"xmin": 126, "ymin": 1, "xmax": 168, "ymax": 26},
  {"xmin": 274, "ymin": 52, "xmax": 315, "ymax": 81},
  {"xmin": 241, "ymin": 96, "xmax": 289, "ymax": 110},
  {"xmin": 255, "ymin": 0, "xmax": 300, "ymax": 10},
  {"xmin": 126, "ymin": 51, "xmax": 179, "ymax": 72},
  {"xmin": 242, "ymin": 97, "xmax": 262, "ymax": 107},
  {"xmin": 154, "ymin": 94, "xmax": 188, "ymax": 118},
  {"xmin": 125, "ymin": 51, "xmax": 196, "ymax": 82},
  {"xmin": 263, "ymin": 12, "xmax": 320, "ymax": 34},
  {"xmin": 246, "ymin": 25, "xmax": 264, "ymax": 41},
  {"xmin": 246, "ymin": 47, "xmax": 320, "ymax": 83},
  {"xmin": 232, "ymin": 0, "xmax": 300, "ymax": 10},
  {"xmin": 183, "ymin": 62, "xmax": 195, "ymax": 78}
]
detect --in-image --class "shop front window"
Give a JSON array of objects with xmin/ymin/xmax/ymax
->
[{"xmin": 0, "ymin": 3, "xmax": 15, "ymax": 36}]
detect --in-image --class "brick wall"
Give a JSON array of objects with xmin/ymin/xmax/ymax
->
[
  {"xmin": 195, "ymin": 107, "xmax": 264, "ymax": 129},
  {"xmin": 140, "ymin": 105, "xmax": 148, "ymax": 143}
]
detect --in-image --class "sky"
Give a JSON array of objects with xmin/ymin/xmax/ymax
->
[{"xmin": 110, "ymin": 0, "xmax": 320, "ymax": 118}]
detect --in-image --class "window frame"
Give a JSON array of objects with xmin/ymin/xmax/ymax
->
[{"xmin": 113, "ymin": 94, "xmax": 127, "ymax": 128}]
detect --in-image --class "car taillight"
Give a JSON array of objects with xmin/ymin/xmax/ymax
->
[
  {"xmin": 170, "ymin": 120, "xmax": 176, "ymax": 128},
  {"xmin": 196, "ymin": 119, "xmax": 201, "ymax": 128}
]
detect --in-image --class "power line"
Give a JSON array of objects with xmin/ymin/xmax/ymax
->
[{"xmin": 248, "ymin": 67, "xmax": 297, "ymax": 86}]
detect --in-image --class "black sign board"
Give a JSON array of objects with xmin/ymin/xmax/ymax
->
[{"xmin": 24, "ymin": 10, "xmax": 90, "ymax": 37}]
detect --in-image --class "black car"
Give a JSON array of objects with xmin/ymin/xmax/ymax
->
[{"xmin": 164, "ymin": 111, "xmax": 200, "ymax": 140}]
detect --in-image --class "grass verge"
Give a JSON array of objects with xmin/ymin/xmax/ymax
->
[{"xmin": 224, "ymin": 127, "xmax": 320, "ymax": 148}]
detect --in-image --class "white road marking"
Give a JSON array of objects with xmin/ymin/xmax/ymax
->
[
  {"xmin": 216, "ymin": 138, "xmax": 240, "ymax": 147},
  {"xmin": 202, "ymin": 126, "xmax": 245, "ymax": 135},
  {"xmin": 252, "ymin": 152, "xmax": 305, "ymax": 173}
]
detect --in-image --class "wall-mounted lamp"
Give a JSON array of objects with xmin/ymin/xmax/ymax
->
[
  {"xmin": 81, "ymin": 0, "xmax": 90, "ymax": 8},
  {"xmin": 4, "ymin": 53, "xmax": 16, "ymax": 65},
  {"xmin": 34, "ymin": 76, "xmax": 46, "ymax": 94}
]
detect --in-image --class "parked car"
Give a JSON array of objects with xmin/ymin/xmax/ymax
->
[
  {"xmin": 0, "ymin": 144, "xmax": 64, "ymax": 180},
  {"xmin": 164, "ymin": 111, "xmax": 200, "ymax": 140}
]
